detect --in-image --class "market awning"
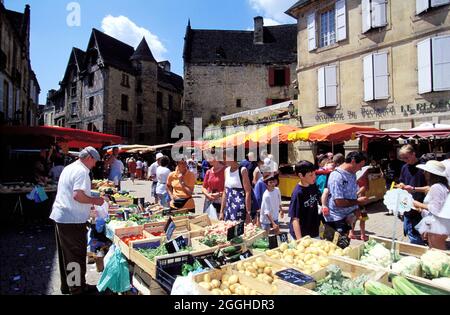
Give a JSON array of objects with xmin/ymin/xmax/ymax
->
[
  {"xmin": 246, "ymin": 123, "xmax": 300, "ymax": 145},
  {"xmin": 221, "ymin": 100, "xmax": 295, "ymax": 122},
  {"xmin": 0, "ymin": 125, "xmax": 122, "ymax": 149},
  {"xmin": 356, "ymin": 129, "xmax": 450, "ymax": 139},
  {"xmin": 173, "ymin": 141, "xmax": 209, "ymax": 150},
  {"xmin": 127, "ymin": 143, "xmax": 174, "ymax": 153},
  {"xmin": 207, "ymin": 132, "xmax": 246, "ymax": 148},
  {"xmin": 288, "ymin": 122, "xmax": 380, "ymax": 143}
]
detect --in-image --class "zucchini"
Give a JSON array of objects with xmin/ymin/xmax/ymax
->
[
  {"xmin": 223, "ymin": 245, "xmax": 241, "ymax": 255},
  {"xmin": 392, "ymin": 276, "xmax": 428, "ymax": 295},
  {"xmin": 364, "ymin": 281, "xmax": 397, "ymax": 295},
  {"xmin": 231, "ymin": 236, "xmax": 244, "ymax": 245}
]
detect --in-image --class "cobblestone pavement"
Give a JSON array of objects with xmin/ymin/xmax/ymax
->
[{"xmin": 0, "ymin": 179, "xmax": 434, "ymax": 295}]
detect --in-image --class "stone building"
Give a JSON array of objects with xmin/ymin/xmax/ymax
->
[
  {"xmin": 0, "ymin": 2, "xmax": 40, "ymax": 126},
  {"xmin": 286, "ymin": 0, "xmax": 450, "ymax": 161},
  {"xmin": 47, "ymin": 29, "xmax": 183, "ymax": 145},
  {"xmin": 183, "ymin": 17, "xmax": 298, "ymax": 131}
]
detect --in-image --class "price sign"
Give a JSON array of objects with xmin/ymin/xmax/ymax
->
[
  {"xmin": 239, "ymin": 250, "xmax": 253, "ymax": 260},
  {"xmin": 164, "ymin": 217, "xmax": 176, "ymax": 241},
  {"xmin": 227, "ymin": 221, "xmax": 245, "ymax": 241},
  {"xmin": 279, "ymin": 232, "xmax": 288, "ymax": 243},
  {"xmin": 268, "ymin": 234, "xmax": 278, "ymax": 249},
  {"xmin": 165, "ymin": 236, "xmax": 187, "ymax": 254},
  {"xmin": 162, "ymin": 208, "xmax": 172, "ymax": 216},
  {"xmin": 275, "ymin": 269, "xmax": 315, "ymax": 287}
]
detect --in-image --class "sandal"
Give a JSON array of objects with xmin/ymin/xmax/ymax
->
[{"xmin": 360, "ymin": 235, "xmax": 369, "ymax": 242}]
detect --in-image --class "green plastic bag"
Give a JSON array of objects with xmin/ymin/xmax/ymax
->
[{"xmin": 96, "ymin": 247, "xmax": 131, "ymax": 293}]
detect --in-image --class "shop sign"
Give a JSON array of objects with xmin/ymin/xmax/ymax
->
[{"xmin": 401, "ymin": 100, "xmax": 450, "ymax": 116}]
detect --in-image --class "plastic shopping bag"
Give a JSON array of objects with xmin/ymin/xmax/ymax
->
[
  {"xmin": 96, "ymin": 247, "xmax": 131, "ymax": 293},
  {"xmin": 205, "ymin": 202, "xmax": 218, "ymax": 221}
]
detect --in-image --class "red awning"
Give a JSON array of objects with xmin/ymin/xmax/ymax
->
[
  {"xmin": 0, "ymin": 125, "xmax": 122, "ymax": 149},
  {"xmin": 356, "ymin": 129, "xmax": 450, "ymax": 139}
]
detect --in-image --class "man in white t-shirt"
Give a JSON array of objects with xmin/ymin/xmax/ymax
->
[
  {"xmin": 149, "ymin": 153, "xmax": 164, "ymax": 203},
  {"xmin": 50, "ymin": 146, "xmax": 104, "ymax": 295},
  {"xmin": 187, "ymin": 153, "xmax": 199, "ymax": 181},
  {"xmin": 443, "ymin": 152, "xmax": 450, "ymax": 184}
]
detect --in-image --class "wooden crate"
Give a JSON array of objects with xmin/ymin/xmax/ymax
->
[
  {"xmin": 113, "ymin": 225, "xmax": 161, "ymax": 259},
  {"xmin": 373, "ymin": 271, "xmax": 450, "ymax": 295},
  {"xmin": 300, "ymin": 256, "xmax": 387, "ymax": 294},
  {"xmin": 244, "ymin": 229, "xmax": 267, "ymax": 247},
  {"xmin": 189, "ymin": 214, "xmax": 213, "ymax": 228}
]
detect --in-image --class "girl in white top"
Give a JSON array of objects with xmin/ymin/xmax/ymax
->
[
  {"xmin": 414, "ymin": 161, "xmax": 450, "ymax": 250},
  {"xmin": 156, "ymin": 156, "xmax": 171, "ymax": 207},
  {"xmin": 260, "ymin": 174, "xmax": 282, "ymax": 232},
  {"xmin": 220, "ymin": 155, "xmax": 252, "ymax": 223}
]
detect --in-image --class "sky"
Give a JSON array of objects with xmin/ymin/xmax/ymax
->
[{"xmin": 5, "ymin": 0, "xmax": 298, "ymax": 104}]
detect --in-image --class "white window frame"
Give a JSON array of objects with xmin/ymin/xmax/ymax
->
[
  {"xmin": 363, "ymin": 51, "xmax": 390, "ymax": 101},
  {"xmin": 319, "ymin": 9, "xmax": 337, "ymax": 48},
  {"xmin": 318, "ymin": 65, "xmax": 338, "ymax": 108},
  {"xmin": 417, "ymin": 0, "xmax": 450, "ymax": 14},
  {"xmin": 362, "ymin": 0, "xmax": 388, "ymax": 33},
  {"xmin": 417, "ymin": 35, "xmax": 450, "ymax": 94}
]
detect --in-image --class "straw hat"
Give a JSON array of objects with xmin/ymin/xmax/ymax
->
[{"xmin": 416, "ymin": 160, "xmax": 447, "ymax": 177}]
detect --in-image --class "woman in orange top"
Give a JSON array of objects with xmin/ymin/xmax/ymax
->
[{"xmin": 167, "ymin": 159, "xmax": 196, "ymax": 212}]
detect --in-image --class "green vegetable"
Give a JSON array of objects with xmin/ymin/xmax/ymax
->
[
  {"xmin": 364, "ymin": 281, "xmax": 397, "ymax": 295},
  {"xmin": 315, "ymin": 265, "xmax": 368, "ymax": 296},
  {"xmin": 252, "ymin": 239, "xmax": 269, "ymax": 249},
  {"xmin": 231, "ymin": 236, "xmax": 243, "ymax": 245},
  {"xmin": 138, "ymin": 245, "xmax": 193, "ymax": 261},
  {"xmin": 223, "ymin": 245, "xmax": 241, "ymax": 255},
  {"xmin": 392, "ymin": 276, "xmax": 428, "ymax": 295}
]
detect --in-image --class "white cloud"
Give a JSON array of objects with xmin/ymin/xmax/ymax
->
[
  {"xmin": 248, "ymin": 0, "xmax": 298, "ymax": 24},
  {"xmin": 101, "ymin": 15, "xmax": 167, "ymax": 61}
]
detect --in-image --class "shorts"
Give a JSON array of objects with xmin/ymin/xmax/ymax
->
[{"xmin": 325, "ymin": 219, "xmax": 351, "ymax": 235}]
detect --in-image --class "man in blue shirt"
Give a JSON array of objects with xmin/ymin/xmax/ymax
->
[
  {"xmin": 397, "ymin": 145, "xmax": 427, "ymax": 245},
  {"xmin": 324, "ymin": 152, "xmax": 368, "ymax": 236}
]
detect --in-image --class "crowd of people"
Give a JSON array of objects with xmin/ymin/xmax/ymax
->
[{"xmin": 47, "ymin": 144, "xmax": 450, "ymax": 295}]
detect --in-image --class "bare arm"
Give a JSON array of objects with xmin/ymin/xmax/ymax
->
[
  {"xmin": 242, "ymin": 169, "xmax": 252, "ymax": 222},
  {"xmin": 334, "ymin": 197, "xmax": 368, "ymax": 208},
  {"xmin": 220, "ymin": 188, "xmax": 227, "ymax": 220},
  {"xmin": 292, "ymin": 218, "xmax": 302, "ymax": 240},
  {"xmin": 321, "ymin": 188, "xmax": 330, "ymax": 208},
  {"xmin": 73, "ymin": 190, "xmax": 104, "ymax": 206}
]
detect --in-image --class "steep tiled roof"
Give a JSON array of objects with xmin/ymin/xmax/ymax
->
[
  {"xmin": 92, "ymin": 28, "xmax": 135, "ymax": 73},
  {"xmin": 184, "ymin": 24, "xmax": 297, "ymax": 64},
  {"xmin": 131, "ymin": 38, "xmax": 156, "ymax": 62}
]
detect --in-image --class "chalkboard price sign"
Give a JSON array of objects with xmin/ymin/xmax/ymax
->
[
  {"xmin": 227, "ymin": 221, "xmax": 245, "ymax": 241},
  {"xmin": 279, "ymin": 232, "xmax": 289, "ymax": 243},
  {"xmin": 165, "ymin": 236, "xmax": 187, "ymax": 254},
  {"xmin": 164, "ymin": 217, "xmax": 176, "ymax": 241},
  {"xmin": 239, "ymin": 250, "xmax": 253, "ymax": 260},
  {"xmin": 268, "ymin": 234, "xmax": 278, "ymax": 249},
  {"xmin": 275, "ymin": 269, "xmax": 315, "ymax": 287}
]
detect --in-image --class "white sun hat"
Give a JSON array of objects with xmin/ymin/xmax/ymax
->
[
  {"xmin": 155, "ymin": 153, "xmax": 164, "ymax": 160},
  {"xmin": 416, "ymin": 160, "xmax": 447, "ymax": 177},
  {"xmin": 356, "ymin": 166, "xmax": 373, "ymax": 181}
]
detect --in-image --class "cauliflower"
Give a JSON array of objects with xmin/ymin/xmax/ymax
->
[
  {"xmin": 391, "ymin": 256, "xmax": 422, "ymax": 277},
  {"xmin": 360, "ymin": 243, "xmax": 392, "ymax": 268},
  {"xmin": 421, "ymin": 250, "xmax": 450, "ymax": 279}
]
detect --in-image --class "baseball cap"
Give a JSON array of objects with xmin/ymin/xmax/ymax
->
[
  {"xmin": 156, "ymin": 153, "xmax": 164, "ymax": 160},
  {"xmin": 81, "ymin": 146, "xmax": 100, "ymax": 161}
]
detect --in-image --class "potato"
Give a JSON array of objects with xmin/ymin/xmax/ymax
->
[
  {"xmin": 211, "ymin": 289, "xmax": 222, "ymax": 295},
  {"xmin": 220, "ymin": 283, "xmax": 229, "ymax": 290},
  {"xmin": 211, "ymin": 279, "xmax": 221, "ymax": 289},
  {"xmin": 250, "ymin": 290, "xmax": 258, "ymax": 295},
  {"xmin": 229, "ymin": 283, "xmax": 239, "ymax": 293},
  {"xmin": 271, "ymin": 285, "xmax": 278, "ymax": 294},
  {"xmin": 228, "ymin": 275, "xmax": 238, "ymax": 285},
  {"xmin": 251, "ymin": 272, "xmax": 258, "ymax": 278},
  {"xmin": 244, "ymin": 262, "xmax": 252, "ymax": 269},
  {"xmin": 199, "ymin": 282, "xmax": 211, "ymax": 291},
  {"xmin": 221, "ymin": 274, "xmax": 230, "ymax": 283},
  {"xmin": 237, "ymin": 262, "xmax": 244, "ymax": 271},
  {"xmin": 247, "ymin": 266, "xmax": 256, "ymax": 274},
  {"xmin": 296, "ymin": 261, "xmax": 305, "ymax": 269},
  {"xmin": 203, "ymin": 274, "xmax": 211, "ymax": 283},
  {"xmin": 304, "ymin": 254, "xmax": 314, "ymax": 262},
  {"xmin": 296, "ymin": 245, "xmax": 305, "ymax": 252},
  {"xmin": 264, "ymin": 267, "xmax": 272, "ymax": 275},
  {"xmin": 319, "ymin": 258, "xmax": 329, "ymax": 267},
  {"xmin": 280, "ymin": 243, "xmax": 289, "ymax": 252},
  {"xmin": 258, "ymin": 268, "xmax": 264, "ymax": 274},
  {"xmin": 223, "ymin": 289, "xmax": 232, "ymax": 295},
  {"xmin": 284, "ymin": 256, "xmax": 294, "ymax": 264},
  {"xmin": 257, "ymin": 261, "xmax": 267, "ymax": 269},
  {"xmin": 252, "ymin": 262, "xmax": 259, "ymax": 270},
  {"xmin": 245, "ymin": 271, "xmax": 253, "ymax": 277}
]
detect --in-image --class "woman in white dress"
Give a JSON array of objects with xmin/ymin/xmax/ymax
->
[{"xmin": 413, "ymin": 160, "xmax": 450, "ymax": 250}]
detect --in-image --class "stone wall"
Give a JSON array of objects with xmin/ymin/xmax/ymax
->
[{"xmin": 184, "ymin": 63, "xmax": 297, "ymax": 130}]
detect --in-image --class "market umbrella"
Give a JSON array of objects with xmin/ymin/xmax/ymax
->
[
  {"xmin": 288, "ymin": 122, "xmax": 379, "ymax": 143},
  {"xmin": 173, "ymin": 140, "xmax": 209, "ymax": 150},
  {"xmin": 245, "ymin": 123, "xmax": 300, "ymax": 145},
  {"xmin": 207, "ymin": 132, "xmax": 247, "ymax": 148}
]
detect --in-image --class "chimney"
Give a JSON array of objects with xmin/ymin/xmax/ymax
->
[
  {"xmin": 158, "ymin": 61, "xmax": 171, "ymax": 72},
  {"xmin": 254, "ymin": 16, "xmax": 264, "ymax": 44}
]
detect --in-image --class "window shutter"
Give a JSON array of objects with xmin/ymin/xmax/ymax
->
[
  {"xmin": 269, "ymin": 68, "xmax": 275, "ymax": 87},
  {"xmin": 336, "ymin": 0, "xmax": 347, "ymax": 41},
  {"xmin": 416, "ymin": 0, "xmax": 430, "ymax": 14},
  {"xmin": 362, "ymin": 0, "xmax": 372, "ymax": 33},
  {"xmin": 432, "ymin": 35, "xmax": 450, "ymax": 91},
  {"xmin": 318, "ymin": 67, "xmax": 326, "ymax": 108},
  {"xmin": 307, "ymin": 12, "xmax": 317, "ymax": 51},
  {"xmin": 325, "ymin": 65, "xmax": 338, "ymax": 107},
  {"xmin": 371, "ymin": 0, "xmax": 387, "ymax": 28},
  {"xmin": 266, "ymin": 98, "xmax": 273, "ymax": 106},
  {"xmin": 417, "ymin": 38, "xmax": 432, "ymax": 94},
  {"xmin": 373, "ymin": 52, "xmax": 389, "ymax": 99},
  {"xmin": 284, "ymin": 67, "xmax": 291, "ymax": 86},
  {"xmin": 363, "ymin": 54, "xmax": 374, "ymax": 102},
  {"xmin": 431, "ymin": 0, "xmax": 450, "ymax": 7}
]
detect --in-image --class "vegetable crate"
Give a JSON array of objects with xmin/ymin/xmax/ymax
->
[
  {"xmin": 129, "ymin": 236, "xmax": 216, "ymax": 279},
  {"xmin": 189, "ymin": 214, "xmax": 218, "ymax": 228},
  {"xmin": 113, "ymin": 225, "xmax": 160, "ymax": 259},
  {"xmin": 263, "ymin": 237, "xmax": 360, "ymax": 275},
  {"xmin": 340, "ymin": 235, "xmax": 450, "ymax": 293},
  {"xmin": 155, "ymin": 251, "xmax": 217, "ymax": 294},
  {"xmin": 300, "ymin": 257, "xmax": 386, "ymax": 295},
  {"xmin": 369, "ymin": 272, "xmax": 450, "ymax": 295},
  {"xmin": 143, "ymin": 218, "xmax": 204, "ymax": 239},
  {"xmin": 228, "ymin": 254, "xmax": 314, "ymax": 295}
]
